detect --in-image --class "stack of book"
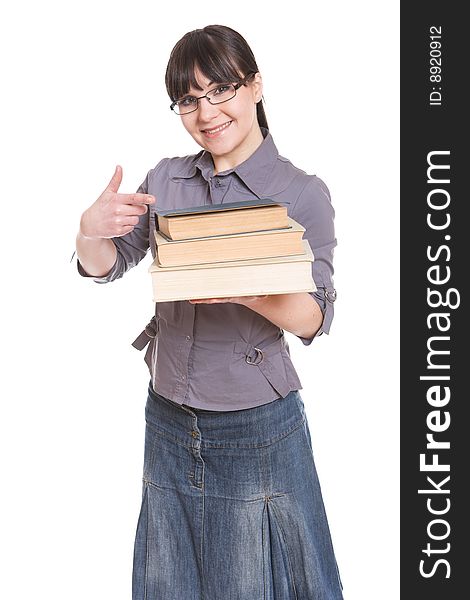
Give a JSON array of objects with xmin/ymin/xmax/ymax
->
[{"xmin": 148, "ymin": 199, "xmax": 316, "ymax": 302}]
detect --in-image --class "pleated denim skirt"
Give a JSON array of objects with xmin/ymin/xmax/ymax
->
[{"xmin": 132, "ymin": 383, "xmax": 344, "ymax": 600}]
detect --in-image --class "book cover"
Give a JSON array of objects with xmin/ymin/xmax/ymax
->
[{"xmin": 155, "ymin": 198, "xmax": 280, "ymax": 218}]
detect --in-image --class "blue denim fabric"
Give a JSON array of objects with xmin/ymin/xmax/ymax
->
[{"xmin": 132, "ymin": 383, "xmax": 344, "ymax": 600}]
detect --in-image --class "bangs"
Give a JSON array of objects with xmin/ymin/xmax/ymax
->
[{"xmin": 165, "ymin": 27, "xmax": 253, "ymax": 102}]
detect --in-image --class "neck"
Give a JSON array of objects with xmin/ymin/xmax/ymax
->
[{"xmin": 212, "ymin": 124, "xmax": 264, "ymax": 175}]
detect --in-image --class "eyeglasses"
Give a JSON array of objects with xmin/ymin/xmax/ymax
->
[{"xmin": 170, "ymin": 73, "xmax": 255, "ymax": 115}]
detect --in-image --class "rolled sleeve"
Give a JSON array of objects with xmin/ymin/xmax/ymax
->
[
  {"xmin": 76, "ymin": 249, "xmax": 123, "ymax": 283},
  {"xmin": 291, "ymin": 176, "xmax": 337, "ymax": 345},
  {"xmin": 76, "ymin": 169, "xmax": 153, "ymax": 284}
]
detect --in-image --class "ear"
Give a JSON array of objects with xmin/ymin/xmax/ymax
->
[{"xmin": 251, "ymin": 72, "xmax": 263, "ymax": 103}]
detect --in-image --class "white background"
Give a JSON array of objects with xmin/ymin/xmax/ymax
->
[{"xmin": 0, "ymin": 1, "xmax": 399, "ymax": 598}]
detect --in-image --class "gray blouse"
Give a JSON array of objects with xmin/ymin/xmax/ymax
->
[{"xmin": 77, "ymin": 128, "xmax": 337, "ymax": 411}]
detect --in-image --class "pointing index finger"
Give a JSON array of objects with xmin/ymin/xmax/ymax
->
[{"xmin": 124, "ymin": 193, "xmax": 155, "ymax": 205}]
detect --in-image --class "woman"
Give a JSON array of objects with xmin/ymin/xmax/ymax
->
[{"xmin": 76, "ymin": 24, "xmax": 342, "ymax": 600}]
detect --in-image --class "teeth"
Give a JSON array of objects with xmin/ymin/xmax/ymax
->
[{"xmin": 204, "ymin": 121, "xmax": 231, "ymax": 134}]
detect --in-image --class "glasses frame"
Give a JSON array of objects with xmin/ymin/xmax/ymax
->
[{"xmin": 170, "ymin": 73, "xmax": 256, "ymax": 115}]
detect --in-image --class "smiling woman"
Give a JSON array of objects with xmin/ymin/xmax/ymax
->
[
  {"xmin": 165, "ymin": 27, "xmax": 267, "ymax": 174},
  {"xmin": 75, "ymin": 23, "xmax": 342, "ymax": 600},
  {"xmin": 171, "ymin": 72, "xmax": 264, "ymax": 172}
]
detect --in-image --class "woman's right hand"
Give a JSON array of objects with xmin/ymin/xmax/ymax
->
[{"xmin": 79, "ymin": 165, "xmax": 155, "ymax": 239}]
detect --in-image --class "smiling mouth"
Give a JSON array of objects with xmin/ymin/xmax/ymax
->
[{"xmin": 201, "ymin": 121, "xmax": 232, "ymax": 134}]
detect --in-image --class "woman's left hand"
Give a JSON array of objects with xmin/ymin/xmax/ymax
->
[{"xmin": 188, "ymin": 295, "xmax": 268, "ymax": 305}]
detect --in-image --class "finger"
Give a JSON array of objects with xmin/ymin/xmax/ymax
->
[
  {"xmin": 105, "ymin": 165, "xmax": 123, "ymax": 194},
  {"xmin": 133, "ymin": 193, "xmax": 155, "ymax": 205},
  {"xmin": 108, "ymin": 224, "xmax": 135, "ymax": 238},
  {"xmin": 104, "ymin": 225, "xmax": 135, "ymax": 239},
  {"xmin": 115, "ymin": 203, "xmax": 148, "ymax": 217},
  {"xmin": 189, "ymin": 298, "xmax": 226, "ymax": 304},
  {"xmin": 115, "ymin": 215, "xmax": 140, "ymax": 227},
  {"xmin": 118, "ymin": 193, "xmax": 155, "ymax": 206}
]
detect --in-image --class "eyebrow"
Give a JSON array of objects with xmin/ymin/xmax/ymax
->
[{"xmin": 183, "ymin": 81, "xmax": 218, "ymax": 97}]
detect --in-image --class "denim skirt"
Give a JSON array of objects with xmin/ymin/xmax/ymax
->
[{"xmin": 132, "ymin": 383, "xmax": 344, "ymax": 600}]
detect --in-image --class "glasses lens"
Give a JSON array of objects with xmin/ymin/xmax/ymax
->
[
  {"xmin": 207, "ymin": 84, "xmax": 236, "ymax": 105},
  {"xmin": 175, "ymin": 97, "xmax": 198, "ymax": 115}
]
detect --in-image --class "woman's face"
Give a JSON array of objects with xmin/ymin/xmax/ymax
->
[{"xmin": 179, "ymin": 68, "xmax": 263, "ymax": 169}]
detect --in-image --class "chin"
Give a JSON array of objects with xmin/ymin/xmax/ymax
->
[{"xmin": 201, "ymin": 136, "xmax": 240, "ymax": 155}]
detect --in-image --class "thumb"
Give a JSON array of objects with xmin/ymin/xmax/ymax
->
[{"xmin": 105, "ymin": 164, "xmax": 123, "ymax": 194}]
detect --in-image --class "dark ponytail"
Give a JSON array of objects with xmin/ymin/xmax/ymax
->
[
  {"xmin": 256, "ymin": 101, "xmax": 268, "ymax": 131},
  {"xmin": 165, "ymin": 25, "xmax": 269, "ymax": 131}
]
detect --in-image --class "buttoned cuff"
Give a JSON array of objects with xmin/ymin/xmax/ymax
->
[{"xmin": 297, "ymin": 286, "xmax": 337, "ymax": 346}]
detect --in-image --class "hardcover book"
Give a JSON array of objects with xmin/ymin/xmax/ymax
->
[
  {"xmin": 155, "ymin": 199, "xmax": 289, "ymax": 241},
  {"xmin": 148, "ymin": 239, "xmax": 316, "ymax": 303},
  {"xmin": 154, "ymin": 216, "xmax": 306, "ymax": 267}
]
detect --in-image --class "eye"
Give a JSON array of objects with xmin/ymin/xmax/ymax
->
[
  {"xmin": 213, "ymin": 84, "xmax": 232, "ymax": 96},
  {"xmin": 179, "ymin": 96, "xmax": 197, "ymax": 107}
]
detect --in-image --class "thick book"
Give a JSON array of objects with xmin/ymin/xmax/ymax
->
[
  {"xmin": 154, "ymin": 216, "xmax": 306, "ymax": 267},
  {"xmin": 148, "ymin": 239, "xmax": 316, "ymax": 303},
  {"xmin": 156, "ymin": 199, "xmax": 289, "ymax": 241}
]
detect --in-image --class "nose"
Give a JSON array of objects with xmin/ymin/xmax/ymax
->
[{"xmin": 197, "ymin": 97, "xmax": 220, "ymax": 121}]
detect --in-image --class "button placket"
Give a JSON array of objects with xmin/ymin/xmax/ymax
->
[
  {"xmin": 186, "ymin": 416, "xmax": 203, "ymax": 488},
  {"xmin": 189, "ymin": 422, "xmax": 201, "ymax": 451}
]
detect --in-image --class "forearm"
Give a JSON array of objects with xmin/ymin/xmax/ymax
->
[
  {"xmin": 75, "ymin": 231, "xmax": 117, "ymax": 277},
  {"xmin": 238, "ymin": 292, "xmax": 323, "ymax": 339}
]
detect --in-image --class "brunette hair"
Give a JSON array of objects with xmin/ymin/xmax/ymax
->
[{"xmin": 165, "ymin": 25, "xmax": 268, "ymax": 130}]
